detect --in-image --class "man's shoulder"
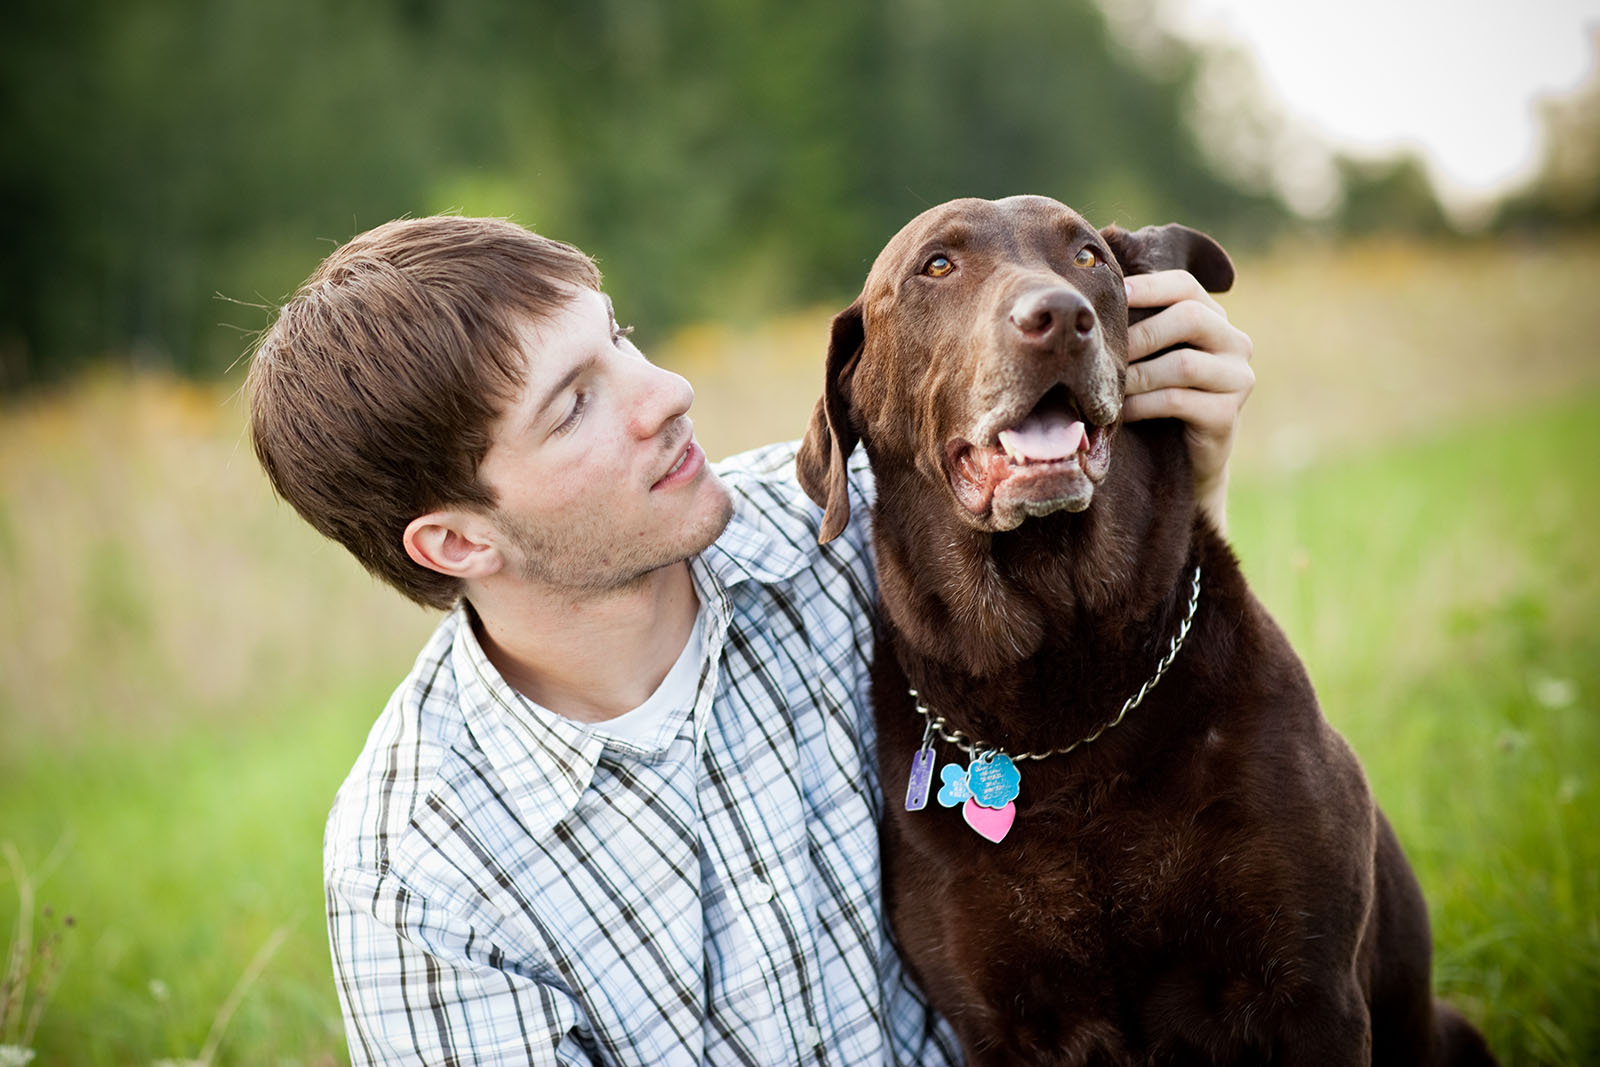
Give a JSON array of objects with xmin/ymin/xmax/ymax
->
[
  {"xmin": 710, "ymin": 440, "xmax": 875, "ymax": 566},
  {"xmin": 712, "ymin": 439, "xmax": 873, "ymax": 491},
  {"xmin": 324, "ymin": 611, "xmax": 470, "ymax": 879}
]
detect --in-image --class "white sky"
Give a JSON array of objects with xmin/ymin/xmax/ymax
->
[{"xmin": 1170, "ymin": 0, "xmax": 1600, "ymax": 212}]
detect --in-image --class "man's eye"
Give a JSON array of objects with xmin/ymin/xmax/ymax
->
[
  {"xmin": 923, "ymin": 255, "xmax": 954, "ymax": 278},
  {"xmin": 554, "ymin": 392, "xmax": 588, "ymax": 436}
]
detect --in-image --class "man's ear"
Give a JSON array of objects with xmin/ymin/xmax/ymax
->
[
  {"xmin": 796, "ymin": 300, "xmax": 865, "ymax": 545},
  {"xmin": 1101, "ymin": 222, "xmax": 1235, "ymax": 296},
  {"xmin": 403, "ymin": 510, "xmax": 504, "ymax": 581}
]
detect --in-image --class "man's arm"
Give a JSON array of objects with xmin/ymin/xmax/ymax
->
[
  {"xmin": 327, "ymin": 865, "xmax": 595, "ymax": 1067},
  {"xmin": 1120, "ymin": 270, "xmax": 1255, "ymax": 534}
]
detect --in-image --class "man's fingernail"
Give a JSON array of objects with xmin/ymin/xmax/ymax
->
[{"xmin": 1124, "ymin": 280, "xmax": 1134, "ymax": 301}]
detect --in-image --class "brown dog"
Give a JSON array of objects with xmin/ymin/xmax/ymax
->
[{"xmin": 797, "ymin": 195, "xmax": 1494, "ymax": 1065}]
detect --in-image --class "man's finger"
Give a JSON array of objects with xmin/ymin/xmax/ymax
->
[
  {"xmin": 1121, "ymin": 385, "xmax": 1240, "ymax": 430},
  {"xmin": 1127, "ymin": 300, "xmax": 1244, "ymax": 363},
  {"xmin": 1125, "ymin": 347, "xmax": 1255, "ymax": 398},
  {"xmin": 1124, "ymin": 270, "xmax": 1226, "ymax": 315}
]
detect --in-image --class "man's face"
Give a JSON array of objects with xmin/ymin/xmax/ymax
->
[{"xmin": 475, "ymin": 288, "xmax": 733, "ymax": 591}]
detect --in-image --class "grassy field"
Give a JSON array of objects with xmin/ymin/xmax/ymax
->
[{"xmin": 3, "ymin": 236, "xmax": 1599, "ymax": 1064}]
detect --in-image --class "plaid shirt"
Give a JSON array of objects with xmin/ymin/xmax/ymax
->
[{"xmin": 324, "ymin": 442, "xmax": 962, "ymax": 1065}]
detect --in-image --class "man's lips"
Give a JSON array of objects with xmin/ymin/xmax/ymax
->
[{"xmin": 652, "ymin": 439, "xmax": 704, "ymax": 490}]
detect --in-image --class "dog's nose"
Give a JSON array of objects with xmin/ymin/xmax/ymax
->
[{"xmin": 1009, "ymin": 288, "xmax": 1096, "ymax": 347}]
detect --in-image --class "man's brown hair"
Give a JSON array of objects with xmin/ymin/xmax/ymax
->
[{"xmin": 247, "ymin": 216, "xmax": 602, "ymax": 609}]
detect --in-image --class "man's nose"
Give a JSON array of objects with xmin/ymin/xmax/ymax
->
[{"xmin": 626, "ymin": 359, "xmax": 695, "ymax": 438}]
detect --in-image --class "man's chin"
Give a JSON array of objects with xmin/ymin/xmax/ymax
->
[
  {"xmin": 500, "ymin": 472, "xmax": 736, "ymax": 594},
  {"xmin": 600, "ymin": 477, "xmax": 735, "ymax": 591},
  {"xmin": 686, "ymin": 473, "xmax": 736, "ymax": 556}
]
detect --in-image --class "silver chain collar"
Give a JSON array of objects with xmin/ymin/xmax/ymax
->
[{"xmin": 909, "ymin": 564, "xmax": 1202, "ymax": 762}]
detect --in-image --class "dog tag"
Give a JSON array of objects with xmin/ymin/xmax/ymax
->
[
  {"xmin": 962, "ymin": 798, "xmax": 1016, "ymax": 843},
  {"xmin": 904, "ymin": 747, "xmax": 935, "ymax": 811},
  {"xmin": 936, "ymin": 763, "xmax": 972, "ymax": 808},
  {"xmin": 966, "ymin": 752, "xmax": 1021, "ymax": 809}
]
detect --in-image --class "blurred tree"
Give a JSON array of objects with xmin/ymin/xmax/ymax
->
[
  {"xmin": 1331, "ymin": 153, "xmax": 1458, "ymax": 239},
  {"xmin": 1494, "ymin": 30, "xmax": 1600, "ymax": 233},
  {"xmin": 0, "ymin": 0, "xmax": 1288, "ymax": 389},
  {"xmin": 1, "ymin": 0, "xmax": 466, "ymax": 387}
]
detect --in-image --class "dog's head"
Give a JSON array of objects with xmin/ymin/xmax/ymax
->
[{"xmin": 799, "ymin": 195, "xmax": 1232, "ymax": 541}]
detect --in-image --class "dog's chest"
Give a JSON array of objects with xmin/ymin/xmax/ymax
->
[
  {"xmin": 903, "ymin": 746, "xmax": 1298, "ymax": 936},
  {"xmin": 954, "ymin": 797, "xmax": 1213, "ymax": 952},
  {"xmin": 894, "ymin": 801, "xmax": 1307, "ymax": 1062}
]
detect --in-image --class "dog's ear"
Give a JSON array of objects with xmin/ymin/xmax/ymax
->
[
  {"xmin": 1100, "ymin": 223, "xmax": 1235, "ymax": 294},
  {"xmin": 796, "ymin": 301, "xmax": 864, "ymax": 544}
]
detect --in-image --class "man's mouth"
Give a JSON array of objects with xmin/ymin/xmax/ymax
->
[
  {"xmin": 652, "ymin": 436, "xmax": 704, "ymax": 490},
  {"xmin": 948, "ymin": 385, "xmax": 1115, "ymax": 524}
]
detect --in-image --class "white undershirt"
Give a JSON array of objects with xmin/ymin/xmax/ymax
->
[{"xmin": 587, "ymin": 606, "xmax": 706, "ymax": 748}]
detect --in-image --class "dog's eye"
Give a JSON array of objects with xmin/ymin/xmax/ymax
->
[
  {"xmin": 1074, "ymin": 247, "xmax": 1100, "ymax": 269},
  {"xmin": 923, "ymin": 255, "xmax": 954, "ymax": 278}
]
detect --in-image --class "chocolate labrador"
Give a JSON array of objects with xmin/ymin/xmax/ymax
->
[{"xmin": 797, "ymin": 195, "xmax": 1494, "ymax": 1065}]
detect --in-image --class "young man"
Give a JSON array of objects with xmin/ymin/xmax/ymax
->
[{"xmin": 248, "ymin": 215, "xmax": 1253, "ymax": 1065}]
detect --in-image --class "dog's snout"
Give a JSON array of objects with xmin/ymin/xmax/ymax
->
[{"xmin": 1009, "ymin": 288, "xmax": 1096, "ymax": 347}]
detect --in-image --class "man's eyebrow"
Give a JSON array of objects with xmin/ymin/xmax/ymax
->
[
  {"xmin": 525, "ymin": 291, "xmax": 608, "ymax": 429},
  {"xmin": 532, "ymin": 355, "xmax": 597, "ymax": 427}
]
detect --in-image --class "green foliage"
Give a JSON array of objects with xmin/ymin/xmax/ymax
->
[
  {"xmin": 1, "ymin": 842, "xmax": 74, "ymax": 1058},
  {"xmin": 1495, "ymin": 65, "xmax": 1600, "ymax": 234},
  {"xmin": 0, "ymin": 0, "xmax": 1284, "ymax": 388},
  {"xmin": 1332, "ymin": 153, "xmax": 1458, "ymax": 238}
]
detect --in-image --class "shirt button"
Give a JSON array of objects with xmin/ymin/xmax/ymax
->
[
  {"xmin": 745, "ymin": 880, "xmax": 774, "ymax": 904},
  {"xmin": 801, "ymin": 1025, "xmax": 822, "ymax": 1047}
]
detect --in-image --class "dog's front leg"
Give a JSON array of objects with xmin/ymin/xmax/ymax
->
[{"xmin": 1274, "ymin": 984, "xmax": 1372, "ymax": 1066}]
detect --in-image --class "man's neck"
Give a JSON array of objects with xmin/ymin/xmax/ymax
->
[{"xmin": 466, "ymin": 560, "xmax": 701, "ymax": 724}]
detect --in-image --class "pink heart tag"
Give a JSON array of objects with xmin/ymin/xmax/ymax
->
[{"xmin": 962, "ymin": 798, "xmax": 1015, "ymax": 843}]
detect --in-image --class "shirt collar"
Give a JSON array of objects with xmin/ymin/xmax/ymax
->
[
  {"xmin": 698, "ymin": 485, "xmax": 813, "ymax": 590},
  {"xmin": 446, "ymin": 490, "xmax": 813, "ymax": 838},
  {"xmin": 450, "ymin": 606, "xmax": 608, "ymax": 841}
]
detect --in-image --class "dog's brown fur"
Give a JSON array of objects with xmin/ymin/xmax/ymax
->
[{"xmin": 798, "ymin": 196, "xmax": 1494, "ymax": 1065}]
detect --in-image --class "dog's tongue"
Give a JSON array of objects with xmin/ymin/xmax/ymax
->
[{"xmin": 998, "ymin": 410, "xmax": 1086, "ymax": 462}]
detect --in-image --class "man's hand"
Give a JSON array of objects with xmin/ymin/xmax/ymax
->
[{"xmin": 1121, "ymin": 270, "xmax": 1254, "ymax": 533}]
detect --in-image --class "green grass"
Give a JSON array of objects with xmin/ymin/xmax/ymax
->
[
  {"xmin": 1, "ymin": 681, "xmax": 385, "ymax": 1065},
  {"xmin": 1229, "ymin": 393, "xmax": 1600, "ymax": 1063}
]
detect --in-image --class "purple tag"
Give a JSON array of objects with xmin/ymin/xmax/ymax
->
[{"xmin": 904, "ymin": 748, "xmax": 935, "ymax": 810}]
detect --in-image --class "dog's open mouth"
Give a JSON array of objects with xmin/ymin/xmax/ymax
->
[{"xmin": 948, "ymin": 385, "xmax": 1115, "ymax": 526}]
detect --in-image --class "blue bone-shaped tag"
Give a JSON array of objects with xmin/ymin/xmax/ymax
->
[{"xmin": 936, "ymin": 763, "xmax": 972, "ymax": 807}]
